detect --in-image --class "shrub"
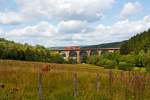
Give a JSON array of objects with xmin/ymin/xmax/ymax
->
[
  {"xmin": 120, "ymin": 53, "xmax": 135, "ymax": 66},
  {"xmin": 67, "ymin": 58, "xmax": 77, "ymax": 64},
  {"xmin": 144, "ymin": 53, "xmax": 150, "ymax": 72},
  {"xmin": 103, "ymin": 59, "xmax": 116, "ymax": 69},
  {"xmin": 96, "ymin": 58, "xmax": 106, "ymax": 66},
  {"xmin": 133, "ymin": 67, "xmax": 146, "ymax": 72},
  {"xmin": 118, "ymin": 62, "xmax": 133, "ymax": 71},
  {"xmin": 87, "ymin": 55, "xmax": 100, "ymax": 65},
  {"xmin": 134, "ymin": 50, "xmax": 145, "ymax": 67},
  {"xmin": 146, "ymin": 65, "xmax": 150, "ymax": 73}
]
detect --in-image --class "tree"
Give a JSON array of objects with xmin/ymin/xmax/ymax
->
[
  {"xmin": 120, "ymin": 42, "xmax": 130, "ymax": 55},
  {"xmin": 135, "ymin": 50, "xmax": 145, "ymax": 67}
]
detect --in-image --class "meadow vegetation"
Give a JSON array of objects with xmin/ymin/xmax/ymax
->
[
  {"xmin": 0, "ymin": 29, "xmax": 150, "ymax": 99},
  {"xmin": 86, "ymin": 50, "xmax": 150, "ymax": 72},
  {"xmin": 86, "ymin": 29, "xmax": 150, "ymax": 72},
  {"xmin": 0, "ymin": 60, "xmax": 150, "ymax": 100}
]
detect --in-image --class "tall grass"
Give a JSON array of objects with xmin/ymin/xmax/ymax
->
[{"xmin": 0, "ymin": 60, "xmax": 150, "ymax": 100}]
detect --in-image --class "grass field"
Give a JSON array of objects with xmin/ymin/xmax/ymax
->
[{"xmin": 0, "ymin": 60, "xmax": 150, "ymax": 100}]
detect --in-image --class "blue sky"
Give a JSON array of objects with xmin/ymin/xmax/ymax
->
[{"xmin": 0, "ymin": 0, "xmax": 150, "ymax": 47}]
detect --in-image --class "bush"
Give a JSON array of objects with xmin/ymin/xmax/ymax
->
[
  {"xmin": 118, "ymin": 62, "xmax": 133, "ymax": 71},
  {"xmin": 87, "ymin": 55, "xmax": 100, "ymax": 65},
  {"xmin": 67, "ymin": 58, "xmax": 77, "ymax": 64},
  {"xmin": 144, "ymin": 53, "xmax": 150, "ymax": 72},
  {"xmin": 95, "ymin": 58, "xmax": 105, "ymax": 66},
  {"xmin": 103, "ymin": 59, "xmax": 116, "ymax": 69},
  {"xmin": 133, "ymin": 67, "xmax": 146, "ymax": 72},
  {"xmin": 146, "ymin": 65, "xmax": 150, "ymax": 73},
  {"xmin": 120, "ymin": 53, "xmax": 135, "ymax": 66},
  {"xmin": 134, "ymin": 50, "xmax": 145, "ymax": 67}
]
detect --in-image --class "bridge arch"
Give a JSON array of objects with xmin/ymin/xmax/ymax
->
[
  {"xmin": 69, "ymin": 50, "xmax": 77, "ymax": 57},
  {"xmin": 90, "ymin": 49, "xmax": 98, "ymax": 55},
  {"xmin": 51, "ymin": 47, "xmax": 120, "ymax": 63},
  {"xmin": 80, "ymin": 50, "xmax": 88, "ymax": 63}
]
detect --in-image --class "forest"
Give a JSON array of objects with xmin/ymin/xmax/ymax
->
[
  {"xmin": 0, "ymin": 38, "xmax": 64, "ymax": 63},
  {"xmin": 87, "ymin": 29, "xmax": 150, "ymax": 72},
  {"xmin": 120, "ymin": 29, "xmax": 150, "ymax": 54}
]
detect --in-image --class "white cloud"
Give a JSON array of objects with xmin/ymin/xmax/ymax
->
[
  {"xmin": 7, "ymin": 21, "xmax": 56, "ymax": 38},
  {"xmin": 58, "ymin": 20, "xmax": 89, "ymax": 33},
  {"xmin": 0, "ymin": 12, "xmax": 23, "ymax": 24},
  {"xmin": 143, "ymin": 15, "xmax": 150, "ymax": 23},
  {"xmin": 120, "ymin": 2, "xmax": 143, "ymax": 19},
  {"xmin": 95, "ymin": 15, "xmax": 150, "ymax": 41},
  {"xmin": 0, "ymin": 29, "xmax": 5, "ymax": 37},
  {"xmin": 0, "ymin": 29, "xmax": 4, "ymax": 33},
  {"xmin": 3, "ymin": 15, "xmax": 150, "ymax": 47},
  {"xmin": 0, "ymin": 0, "xmax": 150, "ymax": 47},
  {"xmin": 16, "ymin": 0, "xmax": 115, "ymax": 22}
]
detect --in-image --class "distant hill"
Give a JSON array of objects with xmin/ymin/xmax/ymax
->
[
  {"xmin": 120, "ymin": 29, "xmax": 150, "ymax": 54},
  {"xmin": 49, "ymin": 42, "xmax": 123, "ymax": 50},
  {"xmin": 81, "ymin": 42, "xmax": 123, "ymax": 49},
  {"xmin": 49, "ymin": 47, "xmax": 65, "ymax": 50}
]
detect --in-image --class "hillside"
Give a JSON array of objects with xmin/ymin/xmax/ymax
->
[
  {"xmin": 120, "ymin": 29, "xmax": 150, "ymax": 54},
  {"xmin": 81, "ymin": 41, "xmax": 123, "ymax": 49},
  {"xmin": 0, "ymin": 38, "xmax": 64, "ymax": 63},
  {"xmin": 50, "ymin": 42, "xmax": 123, "ymax": 50}
]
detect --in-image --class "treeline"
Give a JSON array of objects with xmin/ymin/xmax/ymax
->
[
  {"xmin": 120, "ymin": 29, "xmax": 150, "ymax": 54},
  {"xmin": 0, "ymin": 38, "xmax": 64, "ymax": 63},
  {"xmin": 87, "ymin": 29, "xmax": 150, "ymax": 72},
  {"xmin": 82, "ymin": 42, "xmax": 122, "ymax": 49},
  {"xmin": 86, "ymin": 51, "xmax": 150, "ymax": 72}
]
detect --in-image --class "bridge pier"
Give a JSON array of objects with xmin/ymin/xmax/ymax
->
[
  {"xmin": 52, "ymin": 47, "xmax": 120, "ymax": 64},
  {"xmin": 64, "ymin": 51, "xmax": 70, "ymax": 61},
  {"xmin": 97, "ymin": 50, "xmax": 102, "ymax": 55},
  {"xmin": 76, "ymin": 51, "xmax": 80, "ymax": 63},
  {"xmin": 108, "ymin": 50, "xmax": 115, "ymax": 53},
  {"xmin": 64, "ymin": 50, "xmax": 80, "ymax": 63},
  {"xmin": 86, "ymin": 50, "xmax": 91, "ymax": 56}
]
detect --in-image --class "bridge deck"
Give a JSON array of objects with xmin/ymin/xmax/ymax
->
[{"xmin": 50, "ymin": 48, "xmax": 120, "ymax": 51}]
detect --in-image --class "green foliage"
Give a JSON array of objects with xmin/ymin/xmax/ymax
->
[
  {"xmin": 87, "ymin": 28, "xmax": 150, "ymax": 72},
  {"xmin": 1, "ymin": 60, "xmax": 150, "ymax": 99},
  {"xmin": 66, "ymin": 58, "xmax": 77, "ymax": 64},
  {"xmin": 87, "ymin": 55, "xmax": 100, "ymax": 65},
  {"xmin": 120, "ymin": 52, "xmax": 136, "ymax": 66},
  {"xmin": 134, "ymin": 50, "xmax": 145, "ymax": 67},
  {"xmin": 86, "ymin": 52, "xmax": 119, "ymax": 69},
  {"xmin": 0, "ymin": 38, "xmax": 64, "ymax": 63},
  {"xmin": 82, "ymin": 42, "xmax": 122, "ymax": 49},
  {"xmin": 49, "ymin": 54, "xmax": 65, "ymax": 63},
  {"xmin": 144, "ymin": 53, "xmax": 150, "ymax": 72},
  {"xmin": 120, "ymin": 41, "xmax": 130, "ymax": 55},
  {"xmin": 102, "ymin": 59, "xmax": 117, "ymax": 69},
  {"xmin": 120, "ymin": 29, "xmax": 150, "ymax": 54},
  {"xmin": 81, "ymin": 56, "xmax": 88, "ymax": 63},
  {"xmin": 118, "ymin": 62, "xmax": 133, "ymax": 71},
  {"xmin": 86, "ymin": 50, "xmax": 149, "ymax": 72}
]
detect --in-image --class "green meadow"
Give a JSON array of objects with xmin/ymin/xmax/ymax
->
[{"xmin": 0, "ymin": 60, "xmax": 150, "ymax": 100}]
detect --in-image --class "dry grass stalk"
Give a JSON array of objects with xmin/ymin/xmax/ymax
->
[
  {"xmin": 108, "ymin": 70, "xmax": 113, "ymax": 99},
  {"xmin": 73, "ymin": 72, "xmax": 78, "ymax": 98},
  {"xmin": 38, "ymin": 69, "xmax": 43, "ymax": 100},
  {"xmin": 96, "ymin": 73, "xmax": 100, "ymax": 92}
]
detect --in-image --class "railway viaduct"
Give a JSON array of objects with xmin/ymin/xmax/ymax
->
[{"xmin": 50, "ymin": 46, "xmax": 120, "ymax": 63}]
